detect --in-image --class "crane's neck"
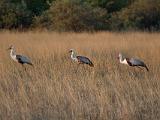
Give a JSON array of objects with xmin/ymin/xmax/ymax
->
[
  {"xmin": 71, "ymin": 51, "xmax": 77, "ymax": 58},
  {"xmin": 10, "ymin": 49, "xmax": 16, "ymax": 58},
  {"xmin": 119, "ymin": 56, "xmax": 128, "ymax": 65},
  {"xmin": 71, "ymin": 51, "xmax": 78, "ymax": 62},
  {"xmin": 119, "ymin": 56, "xmax": 124, "ymax": 63}
]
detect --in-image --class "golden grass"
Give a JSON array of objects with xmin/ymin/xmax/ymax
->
[{"xmin": 0, "ymin": 31, "xmax": 160, "ymax": 120}]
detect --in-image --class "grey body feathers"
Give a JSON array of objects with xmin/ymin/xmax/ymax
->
[
  {"xmin": 16, "ymin": 55, "xmax": 33, "ymax": 66},
  {"xmin": 77, "ymin": 56, "xmax": 94, "ymax": 67},
  {"xmin": 128, "ymin": 58, "xmax": 149, "ymax": 71}
]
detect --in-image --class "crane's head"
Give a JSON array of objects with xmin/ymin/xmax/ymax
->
[
  {"xmin": 69, "ymin": 49, "xmax": 74, "ymax": 53},
  {"xmin": 7, "ymin": 45, "xmax": 14, "ymax": 50}
]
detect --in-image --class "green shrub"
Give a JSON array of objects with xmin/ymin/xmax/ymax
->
[
  {"xmin": 0, "ymin": 0, "xmax": 32, "ymax": 29},
  {"xmin": 85, "ymin": 0, "xmax": 134, "ymax": 13},
  {"xmin": 110, "ymin": 0, "xmax": 160, "ymax": 31},
  {"xmin": 34, "ymin": 0, "xmax": 108, "ymax": 32}
]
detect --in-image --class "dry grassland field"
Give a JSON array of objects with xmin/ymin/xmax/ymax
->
[{"xmin": 0, "ymin": 31, "xmax": 160, "ymax": 120}]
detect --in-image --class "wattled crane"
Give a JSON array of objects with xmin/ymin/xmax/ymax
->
[
  {"xmin": 69, "ymin": 49, "xmax": 94, "ymax": 67},
  {"xmin": 118, "ymin": 53, "xmax": 149, "ymax": 71},
  {"xmin": 7, "ymin": 45, "xmax": 33, "ymax": 69}
]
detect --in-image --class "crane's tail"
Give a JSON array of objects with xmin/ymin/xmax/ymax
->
[
  {"xmin": 28, "ymin": 62, "xmax": 34, "ymax": 67},
  {"xmin": 89, "ymin": 62, "xmax": 94, "ymax": 67},
  {"xmin": 145, "ymin": 65, "xmax": 149, "ymax": 72}
]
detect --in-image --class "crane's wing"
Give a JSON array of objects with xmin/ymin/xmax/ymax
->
[
  {"xmin": 77, "ymin": 56, "xmax": 94, "ymax": 67},
  {"xmin": 16, "ymin": 55, "xmax": 32, "ymax": 65},
  {"xmin": 77, "ymin": 56, "xmax": 90, "ymax": 63},
  {"xmin": 130, "ymin": 58, "xmax": 149, "ymax": 71},
  {"xmin": 129, "ymin": 58, "xmax": 145, "ymax": 66}
]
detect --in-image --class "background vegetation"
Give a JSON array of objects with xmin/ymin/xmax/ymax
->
[
  {"xmin": 0, "ymin": 0, "xmax": 160, "ymax": 31},
  {"xmin": 0, "ymin": 31, "xmax": 160, "ymax": 120}
]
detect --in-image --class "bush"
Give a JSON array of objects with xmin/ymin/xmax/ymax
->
[
  {"xmin": 34, "ymin": 0, "xmax": 108, "ymax": 32},
  {"xmin": 1, "ymin": 0, "xmax": 160, "ymax": 31},
  {"xmin": 85, "ymin": 0, "xmax": 135, "ymax": 13},
  {"xmin": 110, "ymin": 0, "xmax": 160, "ymax": 31},
  {"xmin": 25, "ymin": 0, "xmax": 54, "ymax": 16},
  {"xmin": 0, "ymin": 0, "xmax": 32, "ymax": 29}
]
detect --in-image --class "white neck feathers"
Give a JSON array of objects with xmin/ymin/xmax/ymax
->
[
  {"xmin": 120, "ymin": 58, "xmax": 128, "ymax": 65},
  {"xmin": 10, "ymin": 49, "xmax": 17, "ymax": 61},
  {"xmin": 71, "ymin": 51, "xmax": 78, "ymax": 61},
  {"xmin": 71, "ymin": 51, "xmax": 76, "ymax": 58},
  {"xmin": 119, "ymin": 56, "xmax": 123, "ymax": 63},
  {"xmin": 119, "ymin": 54, "xmax": 128, "ymax": 65}
]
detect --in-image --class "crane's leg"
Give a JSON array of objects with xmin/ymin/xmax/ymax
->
[
  {"xmin": 76, "ymin": 63, "xmax": 81, "ymax": 73},
  {"xmin": 82, "ymin": 64, "xmax": 86, "ymax": 71},
  {"xmin": 21, "ymin": 64, "xmax": 26, "ymax": 71}
]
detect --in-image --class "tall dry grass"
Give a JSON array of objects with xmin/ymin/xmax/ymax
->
[{"xmin": 0, "ymin": 31, "xmax": 160, "ymax": 120}]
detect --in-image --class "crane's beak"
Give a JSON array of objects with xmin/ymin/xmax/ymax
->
[
  {"xmin": 6, "ymin": 47, "xmax": 10, "ymax": 50},
  {"xmin": 6, "ymin": 46, "xmax": 13, "ymax": 50}
]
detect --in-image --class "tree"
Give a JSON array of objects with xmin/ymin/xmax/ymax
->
[
  {"xmin": 34, "ymin": 0, "xmax": 108, "ymax": 32},
  {"xmin": 85, "ymin": 0, "xmax": 135, "ymax": 13},
  {"xmin": 25, "ymin": 0, "xmax": 55, "ymax": 16},
  {"xmin": 110, "ymin": 0, "xmax": 160, "ymax": 31},
  {"xmin": 0, "ymin": 0, "xmax": 32, "ymax": 29}
]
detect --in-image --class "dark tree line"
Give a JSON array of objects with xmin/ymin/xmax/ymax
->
[{"xmin": 0, "ymin": 0, "xmax": 160, "ymax": 31}]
